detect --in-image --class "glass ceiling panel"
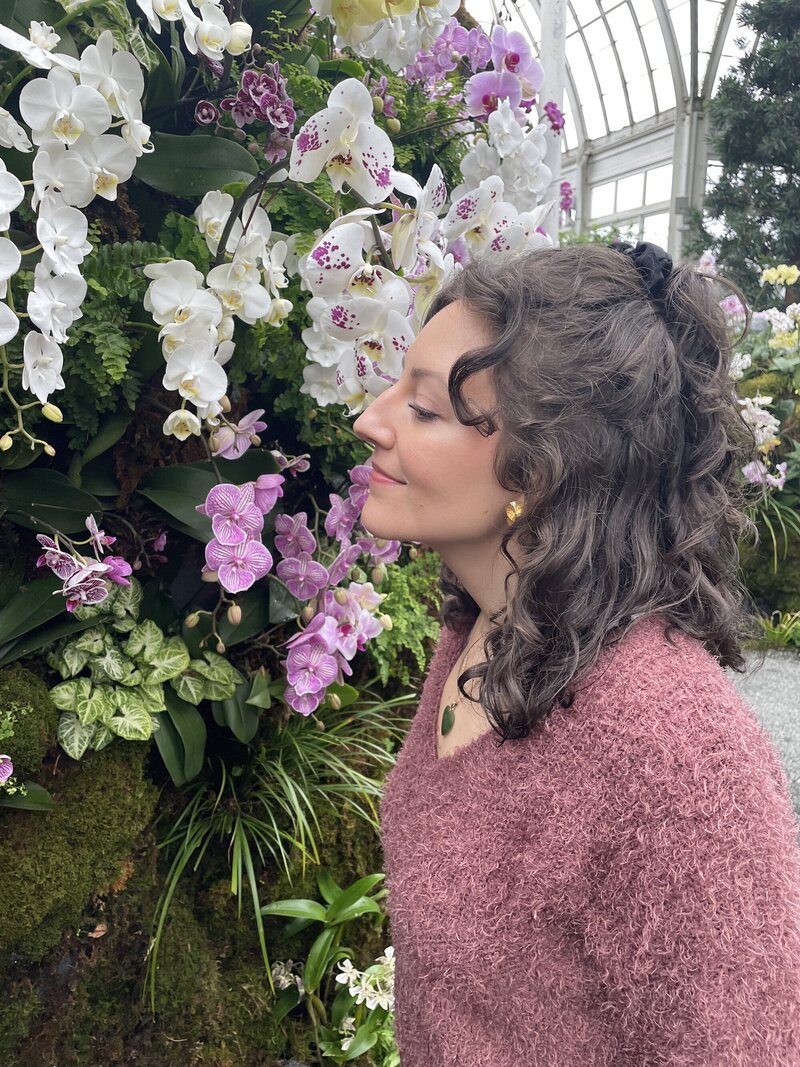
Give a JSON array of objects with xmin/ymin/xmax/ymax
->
[{"xmin": 468, "ymin": 0, "xmax": 751, "ymax": 146}]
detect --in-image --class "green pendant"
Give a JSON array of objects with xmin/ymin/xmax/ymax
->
[{"xmin": 441, "ymin": 703, "xmax": 455, "ymax": 736}]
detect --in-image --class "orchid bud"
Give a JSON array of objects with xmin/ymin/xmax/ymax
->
[
  {"xmin": 0, "ymin": 433, "xmax": 13, "ymax": 451},
  {"xmin": 42, "ymin": 403, "xmax": 63, "ymax": 423},
  {"xmin": 216, "ymin": 640, "xmax": 226, "ymax": 654},
  {"xmin": 408, "ymin": 546, "xmax": 419, "ymax": 560},
  {"xmin": 227, "ymin": 604, "xmax": 242, "ymax": 626},
  {"xmin": 375, "ymin": 538, "xmax": 388, "ymax": 549},
  {"xmin": 209, "ymin": 432, "xmax": 220, "ymax": 452},
  {"xmin": 220, "ymin": 395, "xmax": 232, "ymax": 413},
  {"xmin": 132, "ymin": 559, "xmax": 142, "ymax": 570},
  {"xmin": 252, "ymin": 43, "xmax": 262, "ymax": 54},
  {"xmin": 315, "ymin": 716, "xmax": 326, "ymax": 730},
  {"xmin": 232, "ymin": 129, "xmax": 246, "ymax": 142},
  {"xmin": 300, "ymin": 604, "xmax": 316, "ymax": 623},
  {"xmin": 379, "ymin": 613, "xmax": 393, "ymax": 630},
  {"xmin": 227, "ymin": 21, "xmax": 252, "ymax": 56},
  {"xmin": 370, "ymin": 565, "xmax": 386, "ymax": 585},
  {"xmin": 249, "ymin": 434, "xmax": 261, "ymax": 446},
  {"xmin": 351, "ymin": 567, "xmax": 367, "ymax": 583},
  {"xmin": 387, "ymin": 118, "xmax": 401, "ymax": 134},
  {"xmin": 201, "ymin": 569, "xmax": 219, "ymax": 583},
  {"xmin": 185, "ymin": 612, "xmax": 201, "ymax": 628},
  {"xmin": 248, "ymin": 142, "xmax": 261, "ymax": 155},
  {"xmin": 328, "ymin": 692, "xmax": 342, "ymax": 710},
  {"xmin": 372, "ymin": 95, "xmax": 384, "ymax": 114},
  {"xmin": 334, "ymin": 588, "xmax": 350, "ymax": 605},
  {"xmin": 43, "ymin": 443, "xmax": 56, "ymax": 456}
]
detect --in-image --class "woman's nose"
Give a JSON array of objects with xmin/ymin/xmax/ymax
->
[{"xmin": 353, "ymin": 386, "xmax": 395, "ymax": 447}]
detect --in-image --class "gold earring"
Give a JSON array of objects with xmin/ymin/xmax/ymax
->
[{"xmin": 505, "ymin": 500, "xmax": 522, "ymax": 525}]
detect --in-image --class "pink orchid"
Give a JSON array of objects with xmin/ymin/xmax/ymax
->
[
  {"xmin": 205, "ymin": 537, "xmax": 273, "ymax": 594},
  {"xmin": 36, "ymin": 534, "xmax": 80, "ymax": 580},
  {"xmin": 328, "ymin": 541, "xmax": 363, "ymax": 585},
  {"xmin": 464, "ymin": 69, "xmax": 523, "ymax": 118},
  {"xmin": 274, "ymin": 512, "xmax": 317, "ymax": 558},
  {"xmin": 0, "ymin": 754, "xmax": 13, "ymax": 784},
  {"xmin": 285, "ymin": 636, "xmax": 339, "ymax": 696},
  {"xmin": 211, "ymin": 409, "xmax": 268, "ymax": 460},
  {"xmin": 85, "ymin": 514, "xmax": 116, "ymax": 553},
  {"xmin": 324, "ymin": 493, "xmax": 360, "ymax": 543},
  {"xmin": 104, "ymin": 555, "xmax": 132, "ymax": 586},
  {"xmin": 61, "ymin": 560, "xmax": 110, "ymax": 612},
  {"xmin": 276, "ymin": 552, "xmax": 330, "ymax": 601},
  {"xmin": 253, "ymin": 472, "xmax": 285, "ymax": 514},
  {"xmin": 199, "ymin": 483, "xmax": 264, "ymax": 546},
  {"xmin": 271, "ymin": 450, "xmax": 311, "ymax": 477},
  {"xmin": 284, "ymin": 683, "xmax": 322, "ymax": 716}
]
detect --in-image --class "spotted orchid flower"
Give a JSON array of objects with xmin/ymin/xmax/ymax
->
[
  {"xmin": 288, "ymin": 78, "xmax": 395, "ymax": 205},
  {"xmin": 388, "ymin": 164, "xmax": 448, "ymax": 273},
  {"xmin": 323, "ymin": 275, "xmax": 414, "ymax": 381}
]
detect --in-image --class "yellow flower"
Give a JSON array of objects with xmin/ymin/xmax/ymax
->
[
  {"xmin": 779, "ymin": 264, "xmax": 800, "ymax": 285},
  {"xmin": 768, "ymin": 329, "xmax": 799, "ymax": 351},
  {"xmin": 332, "ymin": 0, "xmax": 418, "ymax": 31},
  {"xmin": 758, "ymin": 436, "xmax": 781, "ymax": 454},
  {"xmin": 761, "ymin": 267, "xmax": 780, "ymax": 285}
]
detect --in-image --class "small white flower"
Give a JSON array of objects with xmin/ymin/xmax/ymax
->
[
  {"xmin": 27, "ymin": 261, "xmax": 87, "ymax": 342},
  {"xmin": 299, "ymin": 360, "xmax": 339, "ymax": 406},
  {"xmin": 227, "ymin": 21, "xmax": 252, "ymax": 56},
  {"xmin": 163, "ymin": 408, "xmax": 202, "ymax": 440},
  {"xmin": 65, "ymin": 134, "xmax": 138, "ymax": 203},
  {"xmin": 0, "ymin": 236, "xmax": 21, "ymax": 299},
  {"xmin": 117, "ymin": 87, "xmax": 153, "ymax": 156},
  {"xmin": 206, "ymin": 259, "xmax": 271, "ymax": 324},
  {"xmin": 0, "ymin": 107, "xmax": 32, "ymax": 152},
  {"xmin": 78, "ymin": 30, "xmax": 144, "ymax": 116},
  {"xmin": 0, "ymin": 22, "xmax": 79, "ymax": 72},
  {"xmin": 23, "ymin": 331, "xmax": 65, "ymax": 402},
  {"xmin": 19, "ymin": 66, "xmax": 111, "ymax": 146},
  {"xmin": 0, "ymin": 159, "xmax": 25, "ymax": 230},
  {"xmin": 192, "ymin": 3, "xmax": 232, "ymax": 62},
  {"xmin": 36, "ymin": 203, "xmax": 91, "ymax": 276},
  {"xmin": 264, "ymin": 297, "xmax": 293, "ymax": 326}
]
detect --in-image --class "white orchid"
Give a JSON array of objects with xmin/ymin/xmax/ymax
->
[
  {"xmin": 323, "ymin": 275, "xmax": 414, "ymax": 380},
  {"xmin": 205, "ymin": 259, "xmax": 272, "ymax": 324},
  {"xmin": 63, "ymin": 134, "xmax": 138, "ymax": 204},
  {"xmin": 117, "ymin": 88, "xmax": 153, "ymax": 156},
  {"xmin": 0, "ymin": 107, "xmax": 32, "ymax": 152},
  {"xmin": 305, "ymin": 223, "xmax": 368, "ymax": 298},
  {"xmin": 227, "ymin": 21, "xmax": 253, "ymax": 56},
  {"xmin": 158, "ymin": 297, "xmax": 222, "ymax": 358},
  {"xmin": 442, "ymin": 175, "xmax": 506, "ymax": 246},
  {"xmin": 334, "ymin": 346, "xmax": 393, "ymax": 414},
  {"xmin": 194, "ymin": 189, "xmax": 272, "ymax": 256},
  {"xmin": 163, "ymin": 408, "xmax": 202, "ymax": 440},
  {"xmin": 388, "ymin": 164, "xmax": 447, "ymax": 272},
  {"xmin": 289, "ymin": 78, "xmax": 395, "ymax": 204},
  {"xmin": 78, "ymin": 31, "xmax": 144, "ymax": 116},
  {"xmin": 301, "ymin": 317, "xmax": 353, "ymax": 368},
  {"xmin": 143, "ymin": 259, "xmax": 205, "ymax": 325},
  {"xmin": 19, "ymin": 66, "xmax": 111, "ymax": 146},
  {"xmin": 22, "ymin": 331, "xmax": 65, "ymax": 402},
  {"xmin": 299, "ymin": 360, "xmax": 340, "ymax": 406},
  {"xmin": 0, "ymin": 237, "xmax": 21, "ymax": 299},
  {"xmin": 192, "ymin": 3, "xmax": 233, "ymax": 62},
  {"xmin": 0, "ymin": 303, "xmax": 19, "ymax": 345},
  {"xmin": 162, "ymin": 342, "xmax": 228, "ymax": 404},
  {"xmin": 36, "ymin": 203, "xmax": 92, "ymax": 276},
  {"xmin": 0, "ymin": 21, "xmax": 80, "ymax": 73},
  {"xmin": 487, "ymin": 101, "xmax": 525, "ymax": 156},
  {"xmin": 0, "ymin": 159, "xmax": 25, "ymax": 229},
  {"xmin": 262, "ymin": 240, "xmax": 289, "ymax": 298},
  {"xmin": 27, "ymin": 262, "xmax": 87, "ymax": 342}
]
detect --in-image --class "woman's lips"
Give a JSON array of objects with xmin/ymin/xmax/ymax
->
[{"xmin": 370, "ymin": 462, "xmax": 405, "ymax": 485}]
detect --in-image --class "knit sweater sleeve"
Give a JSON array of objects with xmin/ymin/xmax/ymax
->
[{"xmin": 532, "ymin": 640, "xmax": 800, "ymax": 1066}]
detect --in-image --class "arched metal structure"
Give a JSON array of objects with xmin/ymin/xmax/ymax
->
[{"xmin": 467, "ymin": 0, "xmax": 754, "ymax": 258}]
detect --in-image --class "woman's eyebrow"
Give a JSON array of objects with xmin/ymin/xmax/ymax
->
[{"xmin": 409, "ymin": 367, "xmax": 446, "ymax": 384}]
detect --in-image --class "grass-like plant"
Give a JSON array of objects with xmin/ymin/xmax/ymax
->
[
  {"xmin": 754, "ymin": 609, "xmax": 800, "ymax": 649},
  {"xmin": 144, "ymin": 686, "xmax": 413, "ymax": 1010}
]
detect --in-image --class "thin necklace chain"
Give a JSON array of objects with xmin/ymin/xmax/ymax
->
[{"xmin": 441, "ymin": 615, "xmax": 491, "ymax": 735}]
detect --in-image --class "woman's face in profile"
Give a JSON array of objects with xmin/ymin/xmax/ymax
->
[{"xmin": 352, "ymin": 300, "xmax": 513, "ymax": 552}]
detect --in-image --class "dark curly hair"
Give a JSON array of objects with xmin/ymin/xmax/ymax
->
[{"xmin": 424, "ymin": 243, "xmax": 766, "ymax": 744}]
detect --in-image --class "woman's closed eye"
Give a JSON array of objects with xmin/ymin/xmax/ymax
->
[{"xmin": 408, "ymin": 402, "xmax": 438, "ymax": 421}]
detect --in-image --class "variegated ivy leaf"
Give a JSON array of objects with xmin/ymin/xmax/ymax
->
[
  {"xmin": 75, "ymin": 681, "xmax": 117, "ymax": 726},
  {"xmin": 171, "ymin": 671, "xmax": 206, "ymax": 706},
  {"xmin": 50, "ymin": 677, "xmax": 92, "ymax": 713},
  {"xmin": 125, "ymin": 620, "xmax": 166, "ymax": 664},
  {"xmin": 117, "ymin": 668, "xmax": 144, "ymax": 688},
  {"xmin": 61, "ymin": 643, "xmax": 90, "ymax": 678},
  {"xmin": 111, "ymin": 615, "xmax": 137, "ymax": 633},
  {"xmin": 74, "ymin": 627, "xmax": 108, "ymax": 656},
  {"xmin": 58, "ymin": 712, "xmax": 98, "ymax": 760},
  {"xmin": 144, "ymin": 638, "xmax": 191, "ymax": 685},
  {"xmin": 203, "ymin": 678, "xmax": 240, "ymax": 702},
  {"xmin": 138, "ymin": 683, "xmax": 166, "ymax": 713},
  {"xmin": 110, "ymin": 703, "xmax": 153, "ymax": 742},
  {"xmin": 90, "ymin": 647, "xmax": 133, "ymax": 684},
  {"xmin": 111, "ymin": 578, "xmax": 142, "ymax": 620},
  {"xmin": 197, "ymin": 651, "xmax": 245, "ymax": 687},
  {"xmin": 91, "ymin": 724, "xmax": 115, "ymax": 752}
]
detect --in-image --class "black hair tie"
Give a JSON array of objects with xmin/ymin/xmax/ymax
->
[{"xmin": 609, "ymin": 239, "xmax": 673, "ymax": 305}]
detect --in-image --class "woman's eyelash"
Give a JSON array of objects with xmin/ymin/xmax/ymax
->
[{"xmin": 408, "ymin": 402, "xmax": 437, "ymax": 421}]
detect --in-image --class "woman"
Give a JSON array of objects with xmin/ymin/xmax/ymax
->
[{"xmin": 351, "ymin": 243, "xmax": 800, "ymax": 1066}]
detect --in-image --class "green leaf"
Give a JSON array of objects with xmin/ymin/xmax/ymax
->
[
  {"xmin": 325, "ymin": 874, "xmax": 385, "ymax": 924},
  {"xmin": 91, "ymin": 724, "xmax": 115, "ymax": 751},
  {"xmin": 0, "ymin": 614, "xmax": 97, "ymax": 669},
  {"xmin": 0, "ymin": 781, "xmax": 55, "ymax": 811},
  {"xmin": 125, "ymin": 619, "xmax": 166, "ymax": 663},
  {"xmin": 0, "ymin": 469, "xmax": 104, "ymax": 533},
  {"xmin": 110, "ymin": 699, "xmax": 153, "ymax": 741},
  {"xmin": 317, "ymin": 59, "xmax": 366, "ymax": 81},
  {"xmin": 75, "ymin": 681, "xmax": 114, "ymax": 726},
  {"xmin": 60, "ymin": 642, "xmax": 89, "ymax": 678},
  {"xmin": 325, "ymin": 682, "xmax": 359, "ymax": 710},
  {"xmin": 202, "ymin": 678, "xmax": 240, "ymax": 702},
  {"xmin": 162, "ymin": 688, "xmax": 207, "ymax": 780},
  {"xmin": 316, "ymin": 868, "xmax": 344, "ymax": 906},
  {"xmin": 151, "ymin": 710, "xmax": 187, "ymax": 787},
  {"xmin": 260, "ymin": 898, "xmax": 328, "ymax": 922},
  {"xmin": 217, "ymin": 586, "xmax": 271, "ymax": 647},
  {"xmin": 269, "ymin": 581, "xmax": 301, "ymax": 624},
  {"xmin": 74, "ymin": 627, "xmax": 106, "ymax": 655},
  {"xmin": 144, "ymin": 636, "xmax": 190, "ymax": 684},
  {"xmin": 136, "ymin": 466, "xmax": 215, "ymax": 542},
  {"xmin": 245, "ymin": 670, "xmax": 272, "ymax": 710},
  {"xmin": 134, "ymin": 132, "xmax": 258, "ymax": 197},
  {"xmin": 0, "ymin": 574, "xmax": 65, "ymax": 646},
  {"xmin": 329, "ymin": 898, "xmax": 383, "ymax": 924},
  {"xmin": 343, "ymin": 1025, "xmax": 378, "ymax": 1061},
  {"xmin": 90, "ymin": 646, "xmax": 132, "ymax": 684},
  {"xmin": 211, "ymin": 680, "xmax": 260, "ymax": 744},
  {"xmin": 198, "ymin": 651, "xmax": 244, "ymax": 686},
  {"xmin": 303, "ymin": 926, "xmax": 338, "ymax": 994},
  {"xmin": 79, "ymin": 411, "xmax": 132, "ymax": 470},
  {"xmin": 58, "ymin": 712, "xmax": 97, "ymax": 760},
  {"xmin": 137, "ymin": 683, "xmax": 166, "ymax": 712},
  {"xmin": 272, "ymin": 985, "xmax": 300, "ymax": 1023}
]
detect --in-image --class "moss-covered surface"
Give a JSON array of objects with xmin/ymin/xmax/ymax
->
[
  {"xmin": 0, "ymin": 665, "xmax": 58, "ymax": 778},
  {"xmin": 741, "ymin": 528, "xmax": 800, "ymax": 615},
  {"xmin": 0, "ymin": 742, "xmax": 157, "ymax": 960},
  {"xmin": 1, "ymin": 763, "xmax": 388, "ymax": 1067}
]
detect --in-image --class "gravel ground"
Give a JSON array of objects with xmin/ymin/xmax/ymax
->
[{"xmin": 727, "ymin": 648, "xmax": 800, "ymax": 816}]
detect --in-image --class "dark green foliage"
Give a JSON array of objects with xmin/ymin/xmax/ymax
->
[
  {"xmin": 0, "ymin": 665, "xmax": 58, "ymax": 778},
  {"xmin": 0, "ymin": 743, "xmax": 157, "ymax": 960},
  {"xmin": 684, "ymin": 0, "xmax": 800, "ymax": 297}
]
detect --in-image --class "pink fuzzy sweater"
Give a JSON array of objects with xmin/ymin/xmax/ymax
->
[{"xmin": 379, "ymin": 615, "xmax": 800, "ymax": 1066}]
